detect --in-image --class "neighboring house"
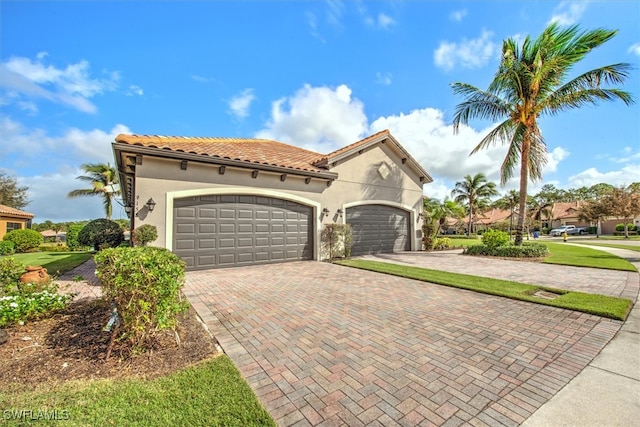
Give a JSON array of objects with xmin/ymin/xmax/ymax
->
[
  {"xmin": 474, "ymin": 208, "xmax": 514, "ymax": 232},
  {"xmin": 41, "ymin": 230, "xmax": 67, "ymax": 242},
  {"xmin": 113, "ymin": 130, "xmax": 432, "ymax": 270},
  {"xmin": 0, "ymin": 204, "xmax": 34, "ymax": 240},
  {"xmin": 546, "ymin": 202, "xmax": 589, "ymax": 230}
]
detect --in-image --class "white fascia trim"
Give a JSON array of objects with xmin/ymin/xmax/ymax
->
[
  {"xmin": 341, "ymin": 200, "xmax": 417, "ymax": 250},
  {"xmin": 165, "ymin": 187, "xmax": 322, "ymax": 260}
]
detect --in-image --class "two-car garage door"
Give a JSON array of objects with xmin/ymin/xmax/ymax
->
[{"xmin": 173, "ymin": 195, "xmax": 313, "ymax": 270}]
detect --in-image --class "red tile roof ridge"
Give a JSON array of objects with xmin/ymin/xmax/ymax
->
[
  {"xmin": 0, "ymin": 204, "xmax": 34, "ymax": 218},
  {"xmin": 314, "ymin": 129, "xmax": 390, "ymax": 164}
]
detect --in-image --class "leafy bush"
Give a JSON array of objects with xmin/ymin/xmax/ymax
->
[
  {"xmin": 38, "ymin": 243, "xmax": 69, "ymax": 252},
  {"xmin": 432, "ymin": 237, "xmax": 452, "ymax": 250},
  {"xmin": 78, "ymin": 219, "xmax": 124, "ymax": 251},
  {"xmin": 0, "ymin": 240, "xmax": 15, "ymax": 256},
  {"xmin": 94, "ymin": 246, "xmax": 188, "ymax": 352},
  {"xmin": 66, "ymin": 224, "xmax": 84, "ymax": 251},
  {"xmin": 615, "ymin": 223, "xmax": 625, "ymax": 232},
  {"xmin": 0, "ymin": 257, "xmax": 26, "ymax": 296},
  {"xmin": 0, "ymin": 257, "xmax": 71, "ymax": 327},
  {"xmin": 628, "ymin": 223, "xmax": 636, "ymax": 232},
  {"xmin": 321, "ymin": 223, "xmax": 352, "ymax": 260},
  {"xmin": 464, "ymin": 243, "xmax": 548, "ymax": 258},
  {"xmin": 445, "ymin": 234, "xmax": 480, "ymax": 240},
  {"xmin": 132, "ymin": 224, "xmax": 158, "ymax": 247},
  {"xmin": 541, "ymin": 227, "xmax": 550, "ymax": 235},
  {"xmin": 481, "ymin": 229, "xmax": 510, "ymax": 249},
  {"xmin": 422, "ymin": 221, "xmax": 436, "ymax": 251},
  {"xmin": 3, "ymin": 229, "xmax": 44, "ymax": 253}
]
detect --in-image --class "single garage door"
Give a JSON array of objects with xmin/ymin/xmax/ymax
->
[
  {"xmin": 346, "ymin": 204, "xmax": 410, "ymax": 256},
  {"xmin": 174, "ymin": 195, "xmax": 313, "ymax": 270}
]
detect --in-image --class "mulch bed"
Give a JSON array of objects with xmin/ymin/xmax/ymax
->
[{"xmin": 0, "ymin": 298, "xmax": 219, "ymax": 391}]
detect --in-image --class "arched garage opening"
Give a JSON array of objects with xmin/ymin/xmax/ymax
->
[
  {"xmin": 346, "ymin": 203, "xmax": 411, "ymax": 256},
  {"xmin": 173, "ymin": 194, "xmax": 314, "ymax": 270}
]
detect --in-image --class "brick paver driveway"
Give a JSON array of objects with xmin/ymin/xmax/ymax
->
[{"xmin": 184, "ymin": 261, "xmax": 622, "ymax": 426}]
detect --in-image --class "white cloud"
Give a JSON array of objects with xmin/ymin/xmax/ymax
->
[
  {"xmin": 628, "ymin": 43, "xmax": 640, "ymax": 56},
  {"xmin": 450, "ymin": 9, "xmax": 467, "ymax": 22},
  {"xmin": 434, "ymin": 30, "xmax": 497, "ymax": 71},
  {"xmin": 567, "ymin": 165, "xmax": 640, "ymax": 188},
  {"xmin": 0, "ymin": 53, "xmax": 120, "ymax": 113},
  {"xmin": 369, "ymin": 108, "xmax": 509, "ymax": 185},
  {"xmin": 1, "ymin": 118, "xmax": 131, "ymax": 221},
  {"xmin": 549, "ymin": 1, "xmax": 587, "ymax": 25},
  {"xmin": 544, "ymin": 146, "xmax": 570, "ymax": 174},
  {"xmin": 376, "ymin": 13, "xmax": 396, "ymax": 30},
  {"xmin": 228, "ymin": 88, "xmax": 256, "ymax": 119},
  {"xmin": 125, "ymin": 85, "xmax": 144, "ymax": 96},
  {"xmin": 375, "ymin": 72, "xmax": 392, "ymax": 85},
  {"xmin": 255, "ymin": 84, "xmax": 368, "ymax": 153}
]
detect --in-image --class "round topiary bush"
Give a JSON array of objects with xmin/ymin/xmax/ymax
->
[
  {"xmin": 481, "ymin": 229, "xmax": 510, "ymax": 249},
  {"xmin": 78, "ymin": 219, "xmax": 124, "ymax": 251},
  {"xmin": 615, "ymin": 223, "xmax": 625, "ymax": 232},
  {"xmin": 132, "ymin": 224, "xmax": 158, "ymax": 247},
  {"xmin": 3, "ymin": 229, "xmax": 44, "ymax": 253}
]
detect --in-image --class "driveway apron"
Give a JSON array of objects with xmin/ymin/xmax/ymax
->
[{"xmin": 183, "ymin": 261, "xmax": 622, "ymax": 426}]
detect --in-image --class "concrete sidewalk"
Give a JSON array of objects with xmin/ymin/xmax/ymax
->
[{"xmin": 521, "ymin": 244, "xmax": 640, "ymax": 427}]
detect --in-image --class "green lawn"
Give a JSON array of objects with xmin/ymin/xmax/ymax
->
[
  {"xmin": 336, "ymin": 260, "xmax": 632, "ymax": 321},
  {"xmin": 542, "ymin": 242, "xmax": 637, "ymax": 271},
  {"xmin": 1, "ymin": 355, "xmax": 275, "ymax": 427},
  {"xmin": 2, "ymin": 252, "xmax": 93, "ymax": 276}
]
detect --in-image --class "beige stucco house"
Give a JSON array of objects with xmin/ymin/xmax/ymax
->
[{"xmin": 113, "ymin": 130, "xmax": 432, "ymax": 270}]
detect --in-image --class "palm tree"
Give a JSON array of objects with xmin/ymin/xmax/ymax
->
[
  {"xmin": 451, "ymin": 173, "xmax": 498, "ymax": 235},
  {"xmin": 452, "ymin": 23, "xmax": 634, "ymax": 245},
  {"xmin": 67, "ymin": 163, "xmax": 120, "ymax": 219},
  {"xmin": 493, "ymin": 190, "xmax": 519, "ymax": 237},
  {"xmin": 423, "ymin": 197, "xmax": 465, "ymax": 235}
]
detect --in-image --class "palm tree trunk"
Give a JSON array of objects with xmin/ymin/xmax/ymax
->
[
  {"xmin": 515, "ymin": 142, "xmax": 530, "ymax": 246},
  {"xmin": 468, "ymin": 207, "xmax": 473, "ymax": 236}
]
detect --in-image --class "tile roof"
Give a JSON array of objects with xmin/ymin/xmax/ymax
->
[
  {"xmin": 0, "ymin": 204, "xmax": 34, "ymax": 219},
  {"xmin": 551, "ymin": 202, "xmax": 582, "ymax": 219},
  {"xmin": 114, "ymin": 134, "xmax": 327, "ymax": 173},
  {"xmin": 475, "ymin": 209, "xmax": 513, "ymax": 225},
  {"xmin": 313, "ymin": 129, "xmax": 390, "ymax": 165}
]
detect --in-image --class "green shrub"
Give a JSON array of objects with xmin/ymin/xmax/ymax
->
[
  {"xmin": 0, "ymin": 257, "xmax": 26, "ymax": 296},
  {"xmin": 94, "ymin": 246, "xmax": 188, "ymax": 352},
  {"xmin": 432, "ymin": 237, "xmax": 452, "ymax": 250},
  {"xmin": 66, "ymin": 224, "xmax": 84, "ymax": 251},
  {"xmin": 78, "ymin": 219, "xmax": 124, "ymax": 251},
  {"xmin": 0, "ymin": 240, "xmax": 15, "ymax": 256},
  {"xmin": 481, "ymin": 229, "xmax": 510, "ymax": 249},
  {"xmin": 628, "ymin": 223, "xmax": 636, "ymax": 232},
  {"xmin": 463, "ymin": 243, "xmax": 548, "ymax": 258},
  {"xmin": 132, "ymin": 224, "xmax": 158, "ymax": 247},
  {"xmin": 422, "ymin": 221, "xmax": 436, "ymax": 251},
  {"xmin": 445, "ymin": 234, "xmax": 480, "ymax": 240},
  {"xmin": 38, "ymin": 243, "xmax": 69, "ymax": 252},
  {"xmin": 3, "ymin": 229, "xmax": 44, "ymax": 253},
  {"xmin": 541, "ymin": 227, "xmax": 550, "ymax": 235},
  {"xmin": 615, "ymin": 223, "xmax": 625, "ymax": 232}
]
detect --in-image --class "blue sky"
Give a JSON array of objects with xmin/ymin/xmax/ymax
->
[{"xmin": 1, "ymin": 0, "xmax": 639, "ymax": 223}]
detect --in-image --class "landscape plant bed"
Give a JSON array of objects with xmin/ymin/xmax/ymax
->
[
  {"xmin": 336, "ymin": 260, "xmax": 632, "ymax": 321},
  {"xmin": 0, "ymin": 299, "xmax": 217, "ymax": 390}
]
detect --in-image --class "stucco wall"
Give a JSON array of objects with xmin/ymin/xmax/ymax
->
[
  {"xmin": 130, "ymin": 142, "xmax": 425, "ymax": 258},
  {"xmin": 0, "ymin": 217, "xmax": 28, "ymax": 240}
]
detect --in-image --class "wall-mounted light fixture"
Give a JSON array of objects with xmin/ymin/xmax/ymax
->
[
  {"xmin": 146, "ymin": 198, "xmax": 156, "ymax": 212},
  {"xmin": 322, "ymin": 208, "xmax": 330, "ymax": 215},
  {"xmin": 124, "ymin": 203, "xmax": 132, "ymax": 214},
  {"xmin": 336, "ymin": 208, "xmax": 343, "ymax": 216},
  {"xmin": 417, "ymin": 212, "xmax": 424, "ymax": 222}
]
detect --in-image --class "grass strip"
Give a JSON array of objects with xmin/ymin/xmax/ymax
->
[
  {"xmin": 3, "ymin": 252, "xmax": 93, "ymax": 276},
  {"xmin": 336, "ymin": 260, "xmax": 632, "ymax": 321},
  {"xmin": 0, "ymin": 355, "xmax": 276, "ymax": 427},
  {"xmin": 542, "ymin": 242, "xmax": 637, "ymax": 271},
  {"xmin": 571, "ymin": 242, "xmax": 640, "ymax": 253}
]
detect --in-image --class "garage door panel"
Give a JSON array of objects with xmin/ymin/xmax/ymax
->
[
  {"xmin": 347, "ymin": 204, "xmax": 410, "ymax": 256},
  {"xmin": 174, "ymin": 195, "xmax": 313, "ymax": 270}
]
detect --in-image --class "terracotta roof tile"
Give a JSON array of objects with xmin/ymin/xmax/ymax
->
[
  {"xmin": 314, "ymin": 129, "xmax": 390, "ymax": 164},
  {"xmin": 115, "ymin": 134, "xmax": 327, "ymax": 173},
  {"xmin": 552, "ymin": 202, "xmax": 582, "ymax": 219},
  {"xmin": 0, "ymin": 204, "xmax": 34, "ymax": 219},
  {"xmin": 475, "ymin": 209, "xmax": 512, "ymax": 225}
]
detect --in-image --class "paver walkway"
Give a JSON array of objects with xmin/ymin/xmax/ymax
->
[{"xmin": 183, "ymin": 258, "xmax": 628, "ymax": 426}]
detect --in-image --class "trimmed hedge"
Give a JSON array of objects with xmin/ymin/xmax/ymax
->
[
  {"xmin": 3, "ymin": 229, "xmax": 44, "ymax": 253},
  {"xmin": 464, "ymin": 243, "xmax": 549, "ymax": 258}
]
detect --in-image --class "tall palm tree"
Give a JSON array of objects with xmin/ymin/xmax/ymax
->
[
  {"xmin": 452, "ymin": 23, "xmax": 634, "ymax": 245},
  {"xmin": 493, "ymin": 190, "xmax": 520, "ymax": 236},
  {"xmin": 451, "ymin": 173, "xmax": 498, "ymax": 235},
  {"xmin": 67, "ymin": 163, "xmax": 120, "ymax": 219},
  {"xmin": 423, "ymin": 197, "xmax": 465, "ymax": 235}
]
